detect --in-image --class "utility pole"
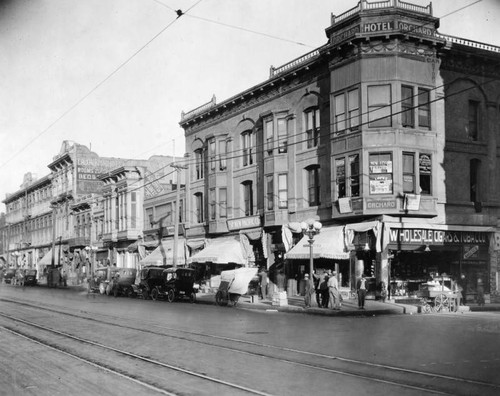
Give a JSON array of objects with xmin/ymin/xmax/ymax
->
[{"xmin": 170, "ymin": 162, "xmax": 187, "ymax": 268}]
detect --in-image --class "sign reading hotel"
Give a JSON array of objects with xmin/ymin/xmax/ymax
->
[
  {"xmin": 227, "ymin": 216, "xmax": 261, "ymax": 231},
  {"xmin": 389, "ymin": 229, "xmax": 488, "ymax": 245}
]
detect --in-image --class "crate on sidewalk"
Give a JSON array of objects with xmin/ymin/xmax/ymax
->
[{"xmin": 272, "ymin": 291, "xmax": 288, "ymax": 306}]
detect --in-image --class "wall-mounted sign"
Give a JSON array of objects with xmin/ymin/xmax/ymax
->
[
  {"xmin": 338, "ymin": 197, "xmax": 353, "ymax": 213},
  {"xmin": 404, "ymin": 194, "xmax": 421, "ymax": 211},
  {"xmin": 366, "ymin": 198, "xmax": 396, "ymax": 210},
  {"xmin": 227, "ymin": 216, "xmax": 261, "ymax": 231},
  {"xmin": 369, "ymin": 176, "xmax": 393, "ymax": 195}
]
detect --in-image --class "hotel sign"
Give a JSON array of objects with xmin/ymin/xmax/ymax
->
[
  {"xmin": 366, "ymin": 198, "xmax": 397, "ymax": 210},
  {"xmin": 389, "ymin": 228, "xmax": 489, "ymax": 245},
  {"xmin": 362, "ymin": 20, "xmax": 435, "ymax": 36}
]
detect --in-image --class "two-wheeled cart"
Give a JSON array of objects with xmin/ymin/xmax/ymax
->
[
  {"xmin": 215, "ymin": 267, "xmax": 258, "ymax": 307},
  {"xmin": 417, "ymin": 277, "xmax": 458, "ymax": 313}
]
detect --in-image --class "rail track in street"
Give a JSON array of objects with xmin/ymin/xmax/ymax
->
[{"xmin": 1, "ymin": 296, "xmax": 500, "ymax": 396}]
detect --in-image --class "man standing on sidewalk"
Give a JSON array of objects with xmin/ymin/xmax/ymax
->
[
  {"xmin": 304, "ymin": 274, "xmax": 315, "ymax": 308},
  {"xmin": 328, "ymin": 271, "xmax": 341, "ymax": 310},
  {"xmin": 357, "ymin": 274, "xmax": 368, "ymax": 309}
]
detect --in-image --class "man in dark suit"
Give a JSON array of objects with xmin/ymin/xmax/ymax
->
[{"xmin": 356, "ymin": 274, "xmax": 368, "ymax": 309}]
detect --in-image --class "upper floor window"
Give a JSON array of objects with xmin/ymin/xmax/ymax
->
[
  {"xmin": 219, "ymin": 140, "xmax": 227, "ymax": 170},
  {"xmin": 349, "ymin": 154, "xmax": 360, "ymax": 197},
  {"xmin": 403, "ymin": 152, "xmax": 415, "ymax": 193},
  {"xmin": 470, "ymin": 159, "xmax": 480, "ymax": 202},
  {"xmin": 418, "ymin": 88, "xmax": 430, "ymax": 129},
  {"xmin": 305, "ymin": 107, "xmax": 320, "ymax": 148},
  {"xmin": 369, "ymin": 153, "xmax": 393, "ymax": 194},
  {"xmin": 209, "ymin": 139, "xmax": 216, "ymax": 172},
  {"xmin": 419, "ymin": 154, "xmax": 432, "ymax": 195},
  {"xmin": 335, "ymin": 158, "xmax": 346, "ymax": 199},
  {"xmin": 265, "ymin": 119, "xmax": 273, "ymax": 155},
  {"xmin": 277, "ymin": 118, "xmax": 288, "ymax": 153},
  {"xmin": 241, "ymin": 130, "xmax": 255, "ymax": 166},
  {"xmin": 306, "ymin": 165, "xmax": 320, "ymax": 206},
  {"xmin": 194, "ymin": 192, "xmax": 204, "ymax": 223},
  {"xmin": 278, "ymin": 174, "xmax": 288, "ymax": 208},
  {"xmin": 242, "ymin": 181, "xmax": 254, "ymax": 216},
  {"xmin": 194, "ymin": 149, "xmax": 204, "ymax": 180},
  {"xmin": 368, "ymin": 85, "xmax": 391, "ymax": 128},
  {"xmin": 209, "ymin": 188, "xmax": 216, "ymax": 220},
  {"xmin": 219, "ymin": 188, "xmax": 227, "ymax": 218},
  {"xmin": 334, "ymin": 88, "xmax": 360, "ymax": 135},
  {"xmin": 468, "ymin": 100, "xmax": 480, "ymax": 141},
  {"xmin": 266, "ymin": 175, "xmax": 274, "ymax": 211},
  {"xmin": 402, "ymin": 85, "xmax": 414, "ymax": 128}
]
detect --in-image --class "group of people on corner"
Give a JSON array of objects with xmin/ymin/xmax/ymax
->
[{"xmin": 304, "ymin": 270, "xmax": 342, "ymax": 310}]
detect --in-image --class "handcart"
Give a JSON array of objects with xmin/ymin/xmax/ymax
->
[
  {"xmin": 215, "ymin": 267, "xmax": 258, "ymax": 307},
  {"xmin": 417, "ymin": 276, "xmax": 458, "ymax": 313}
]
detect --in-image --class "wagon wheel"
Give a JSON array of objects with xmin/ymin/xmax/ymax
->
[
  {"xmin": 151, "ymin": 288, "xmax": 159, "ymax": 301},
  {"xmin": 215, "ymin": 291, "xmax": 227, "ymax": 306},
  {"xmin": 189, "ymin": 292, "xmax": 196, "ymax": 304},
  {"xmin": 167, "ymin": 289, "xmax": 176, "ymax": 303},
  {"xmin": 421, "ymin": 303, "xmax": 432, "ymax": 314},
  {"xmin": 434, "ymin": 294, "xmax": 449, "ymax": 312}
]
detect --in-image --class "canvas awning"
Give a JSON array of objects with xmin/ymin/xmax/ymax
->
[
  {"xmin": 139, "ymin": 238, "xmax": 186, "ymax": 266},
  {"xmin": 127, "ymin": 239, "xmax": 159, "ymax": 253},
  {"xmin": 188, "ymin": 236, "xmax": 246, "ymax": 265},
  {"xmin": 285, "ymin": 226, "xmax": 349, "ymax": 260},
  {"xmin": 38, "ymin": 248, "xmax": 63, "ymax": 267}
]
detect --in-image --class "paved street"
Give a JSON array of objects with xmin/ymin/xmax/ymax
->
[{"xmin": 1, "ymin": 283, "xmax": 500, "ymax": 395}]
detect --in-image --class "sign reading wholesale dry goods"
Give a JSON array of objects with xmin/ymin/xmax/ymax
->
[{"xmin": 388, "ymin": 228, "xmax": 489, "ymax": 246}]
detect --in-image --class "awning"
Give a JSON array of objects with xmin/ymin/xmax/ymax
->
[
  {"xmin": 139, "ymin": 238, "xmax": 186, "ymax": 266},
  {"xmin": 127, "ymin": 239, "xmax": 159, "ymax": 253},
  {"xmin": 285, "ymin": 226, "xmax": 349, "ymax": 260},
  {"xmin": 38, "ymin": 248, "xmax": 63, "ymax": 267},
  {"xmin": 188, "ymin": 236, "xmax": 246, "ymax": 265}
]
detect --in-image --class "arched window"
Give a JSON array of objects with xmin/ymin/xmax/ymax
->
[
  {"xmin": 304, "ymin": 107, "xmax": 320, "ymax": 148},
  {"xmin": 241, "ymin": 130, "xmax": 255, "ymax": 166}
]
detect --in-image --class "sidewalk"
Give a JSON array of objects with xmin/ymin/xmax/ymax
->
[{"xmin": 196, "ymin": 292, "xmax": 416, "ymax": 316}]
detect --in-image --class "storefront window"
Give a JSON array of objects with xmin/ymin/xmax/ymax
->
[{"xmin": 369, "ymin": 153, "xmax": 393, "ymax": 194}]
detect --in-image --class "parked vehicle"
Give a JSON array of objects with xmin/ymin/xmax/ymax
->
[
  {"xmin": 151, "ymin": 268, "xmax": 199, "ymax": 303},
  {"xmin": 215, "ymin": 267, "xmax": 258, "ymax": 307},
  {"xmin": 131, "ymin": 266, "xmax": 169, "ymax": 300},
  {"xmin": 3, "ymin": 268, "xmax": 16, "ymax": 284},
  {"xmin": 88, "ymin": 267, "xmax": 118, "ymax": 294},
  {"xmin": 107, "ymin": 268, "xmax": 137, "ymax": 297},
  {"xmin": 23, "ymin": 269, "xmax": 38, "ymax": 286}
]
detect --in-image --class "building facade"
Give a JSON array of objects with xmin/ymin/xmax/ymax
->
[{"xmin": 180, "ymin": 0, "xmax": 500, "ymax": 303}]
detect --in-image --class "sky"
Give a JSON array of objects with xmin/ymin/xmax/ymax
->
[{"xmin": 0, "ymin": 0, "xmax": 499, "ymax": 208}]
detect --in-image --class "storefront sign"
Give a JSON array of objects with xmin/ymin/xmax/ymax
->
[
  {"xmin": 366, "ymin": 198, "xmax": 396, "ymax": 209},
  {"xmin": 389, "ymin": 228, "xmax": 489, "ymax": 245},
  {"xmin": 363, "ymin": 21, "xmax": 394, "ymax": 33},
  {"xmin": 227, "ymin": 216, "xmax": 261, "ymax": 231}
]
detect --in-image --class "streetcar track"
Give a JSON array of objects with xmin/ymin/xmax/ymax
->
[
  {"xmin": 2, "ymin": 297, "xmax": 499, "ymax": 395},
  {"xmin": 0, "ymin": 313, "xmax": 272, "ymax": 396}
]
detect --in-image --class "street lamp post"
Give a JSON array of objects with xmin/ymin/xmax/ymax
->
[{"xmin": 300, "ymin": 219, "xmax": 322, "ymax": 276}]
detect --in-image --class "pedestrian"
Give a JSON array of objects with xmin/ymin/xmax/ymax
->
[
  {"xmin": 453, "ymin": 277, "xmax": 462, "ymax": 309},
  {"xmin": 379, "ymin": 281, "xmax": 387, "ymax": 303},
  {"xmin": 319, "ymin": 273, "xmax": 329, "ymax": 308},
  {"xmin": 459, "ymin": 274, "xmax": 467, "ymax": 305},
  {"xmin": 312, "ymin": 270, "xmax": 322, "ymax": 307},
  {"xmin": 259, "ymin": 267, "xmax": 268, "ymax": 300},
  {"xmin": 476, "ymin": 278, "xmax": 485, "ymax": 306},
  {"xmin": 328, "ymin": 271, "xmax": 341, "ymax": 310},
  {"xmin": 356, "ymin": 274, "xmax": 368, "ymax": 309},
  {"xmin": 277, "ymin": 270, "xmax": 286, "ymax": 292},
  {"xmin": 304, "ymin": 274, "xmax": 315, "ymax": 308}
]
